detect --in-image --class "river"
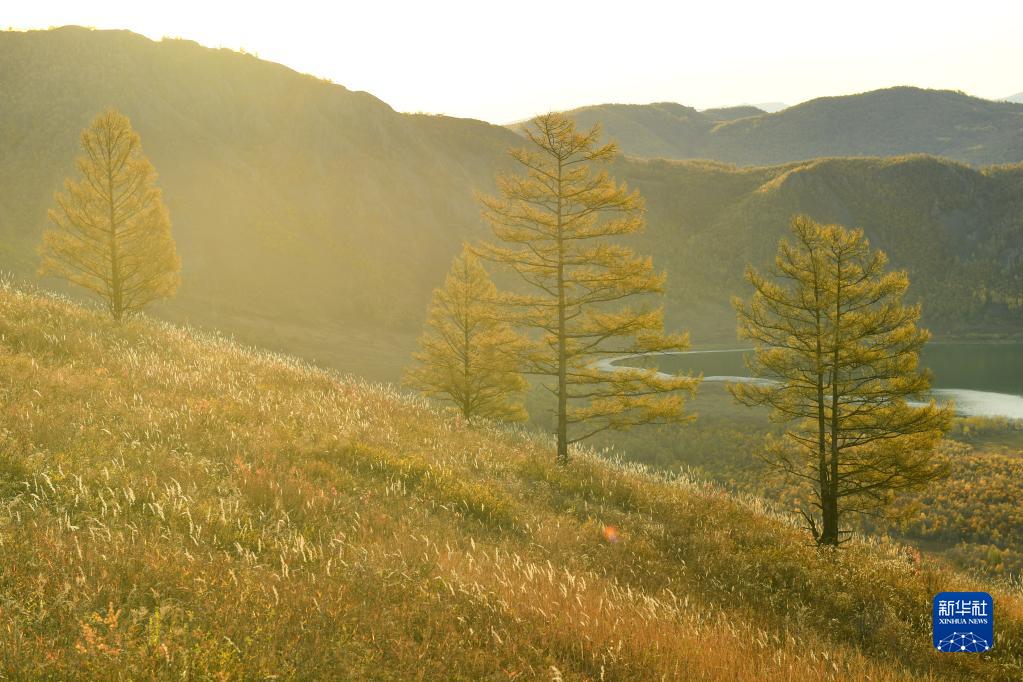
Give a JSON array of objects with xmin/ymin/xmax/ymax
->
[{"xmin": 606, "ymin": 342, "xmax": 1023, "ymax": 420}]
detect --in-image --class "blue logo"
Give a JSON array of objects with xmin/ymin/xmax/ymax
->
[{"xmin": 933, "ymin": 592, "xmax": 993, "ymax": 652}]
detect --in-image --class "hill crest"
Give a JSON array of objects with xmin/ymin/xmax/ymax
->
[{"xmin": 562, "ymin": 86, "xmax": 1023, "ymax": 166}]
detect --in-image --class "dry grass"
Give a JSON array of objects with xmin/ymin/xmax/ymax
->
[{"xmin": 0, "ymin": 280, "xmax": 1021, "ymax": 680}]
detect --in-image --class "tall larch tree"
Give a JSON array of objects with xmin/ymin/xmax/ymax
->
[
  {"xmin": 477, "ymin": 113, "xmax": 698, "ymax": 464},
  {"xmin": 40, "ymin": 109, "xmax": 180, "ymax": 320},
  {"xmin": 731, "ymin": 215, "xmax": 952, "ymax": 546},
  {"xmin": 404, "ymin": 246, "xmax": 528, "ymax": 422}
]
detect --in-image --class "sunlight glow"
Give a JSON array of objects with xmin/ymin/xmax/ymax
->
[{"xmin": 7, "ymin": 1, "xmax": 1023, "ymax": 123}]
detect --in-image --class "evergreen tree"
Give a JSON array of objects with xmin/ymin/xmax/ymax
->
[
  {"xmin": 40, "ymin": 109, "xmax": 180, "ymax": 320},
  {"xmin": 477, "ymin": 113, "xmax": 698, "ymax": 464},
  {"xmin": 404, "ymin": 246, "xmax": 527, "ymax": 422},
  {"xmin": 732, "ymin": 216, "xmax": 952, "ymax": 546}
]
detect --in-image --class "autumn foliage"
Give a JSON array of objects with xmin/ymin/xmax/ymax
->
[
  {"xmin": 1, "ymin": 281, "xmax": 1020, "ymax": 679},
  {"xmin": 732, "ymin": 217, "xmax": 951, "ymax": 545},
  {"xmin": 404, "ymin": 246, "xmax": 527, "ymax": 422},
  {"xmin": 40, "ymin": 109, "xmax": 180, "ymax": 320},
  {"xmin": 476, "ymin": 113, "xmax": 698, "ymax": 463}
]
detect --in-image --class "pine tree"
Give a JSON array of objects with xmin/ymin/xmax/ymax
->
[
  {"xmin": 40, "ymin": 109, "xmax": 180, "ymax": 320},
  {"xmin": 732, "ymin": 215, "xmax": 952, "ymax": 546},
  {"xmin": 477, "ymin": 113, "xmax": 698, "ymax": 464},
  {"xmin": 404, "ymin": 246, "xmax": 528, "ymax": 422}
]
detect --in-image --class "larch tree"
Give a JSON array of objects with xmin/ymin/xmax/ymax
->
[
  {"xmin": 404, "ymin": 246, "xmax": 528, "ymax": 422},
  {"xmin": 731, "ymin": 215, "xmax": 952, "ymax": 546},
  {"xmin": 40, "ymin": 109, "xmax": 180, "ymax": 321},
  {"xmin": 477, "ymin": 113, "xmax": 698, "ymax": 464}
]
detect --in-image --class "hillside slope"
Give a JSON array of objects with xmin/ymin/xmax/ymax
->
[
  {"xmin": 564, "ymin": 88, "xmax": 1023, "ymax": 166},
  {"xmin": 1, "ymin": 283, "xmax": 1022, "ymax": 679},
  {"xmin": 0, "ymin": 25, "xmax": 519, "ymax": 332},
  {"xmin": 1, "ymin": 28, "xmax": 1022, "ymax": 383},
  {"xmin": 548, "ymin": 102, "xmax": 739, "ymax": 158},
  {"xmin": 619, "ymin": 155, "xmax": 1023, "ymax": 345}
]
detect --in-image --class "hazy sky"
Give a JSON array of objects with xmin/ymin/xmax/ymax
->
[{"xmin": 8, "ymin": 1, "xmax": 1023, "ymax": 123}]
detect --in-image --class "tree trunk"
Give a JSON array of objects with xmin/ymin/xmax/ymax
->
[
  {"xmin": 815, "ymin": 311, "xmax": 827, "ymax": 541},
  {"xmin": 106, "ymin": 156, "xmax": 123, "ymax": 321},
  {"xmin": 819, "ymin": 490, "xmax": 840, "ymax": 546},
  {"xmin": 556, "ymin": 244, "xmax": 568, "ymax": 464},
  {"xmin": 555, "ymin": 157, "xmax": 568, "ymax": 465},
  {"xmin": 822, "ymin": 253, "xmax": 844, "ymax": 546},
  {"xmin": 461, "ymin": 266, "xmax": 472, "ymax": 420},
  {"xmin": 557, "ymin": 359, "xmax": 568, "ymax": 464}
]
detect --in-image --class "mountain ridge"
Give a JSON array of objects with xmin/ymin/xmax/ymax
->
[{"xmin": 562, "ymin": 87, "xmax": 1023, "ymax": 165}]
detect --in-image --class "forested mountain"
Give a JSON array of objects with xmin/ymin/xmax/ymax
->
[
  {"xmin": 2, "ymin": 27, "xmax": 1022, "ymax": 381},
  {"xmin": 540, "ymin": 102, "xmax": 764, "ymax": 158},
  {"xmin": 563, "ymin": 88, "xmax": 1023, "ymax": 165},
  {"xmin": 623, "ymin": 155, "xmax": 1023, "ymax": 342},
  {"xmin": 1006, "ymin": 92, "xmax": 1023, "ymax": 103}
]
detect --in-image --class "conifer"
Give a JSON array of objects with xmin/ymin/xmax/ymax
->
[{"xmin": 40, "ymin": 109, "xmax": 180, "ymax": 320}]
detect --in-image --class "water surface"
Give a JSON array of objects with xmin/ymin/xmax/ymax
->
[{"xmin": 615, "ymin": 343, "xmax": 1023, "ymax": 419}]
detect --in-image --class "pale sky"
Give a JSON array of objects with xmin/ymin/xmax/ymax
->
[{"xmin": 7, "ymin": 1, "xmax": 1023, "ymax": 123}]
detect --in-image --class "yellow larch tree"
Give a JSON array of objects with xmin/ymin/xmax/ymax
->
[
  {"xmin": 477, "ymin": 113, "xmax": 698, "ymax": 464},
  {"xmin": 40, "ymin": 109, "xmax": 180, "ymax": 320},
  {"xmin": 404, "ymin": 246, "xmax": 528, "ymax": 422},
  {"xmin": 732, "ymin": 215, "xmax": 952, "ymax": 546}
]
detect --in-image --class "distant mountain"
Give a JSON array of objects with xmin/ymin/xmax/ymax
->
[
  {"xmin": 561, "ymin": 88, "xmax": 1023, "ymax": 165},
  {"xmin": 1, "ymin": 28, "xmax": 1022, "ymax": 381},
  {"xmin": 625, "ymin": 154, "xmax": 1023, "ymax": 344},
  {"xmin": 749, "ymin": 101, "xmax": 788, "ymax": 113},
  {"xmin": 533, "ymin": 102, "xmax": 723, "ymax": 158},
  {"xmin": 700, "ymin": 105, "xmax": 766, "ymax": 121},
  {"xmin": 1006, "ymin": 92, "xmax": 1023, "ymax": 104}
]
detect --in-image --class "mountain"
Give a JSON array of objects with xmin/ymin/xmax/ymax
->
[
  {"xmin": 1006, "ymin": 92, "xmax": 1023, "ymax": 104},
  {"xmin": 0, "ymin": 26, "xmax": 523, "ymax": 375},
  {"xmin": 749, "ymin": 101, "xmax": 788, "ymax": 113},
  {"xmin": 562, "ymin": 88, "xmax": 1023, "ymax": 165},
  {"xmin": 626, "ymin": 154, "xmax": 1023, "ymax": 343},
  {"xmin": 2, "ymin": 280, "xmax": 1020, "ymax": 679},
  {"xmin": 541, "ymin": 102, "xmax": 745, "ymax": 158},
  {"xmin": 1, "ymin": 27, "xmax": 1022, "ymax": 385}
]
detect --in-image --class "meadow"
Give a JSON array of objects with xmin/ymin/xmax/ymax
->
[
  {"xmin": 0, "ymin": 279, "xmax": 1022, "ymax": 679},
  {"xmin": 594, "ymin": 385, "xmax": 1023, "ymax": 580}
]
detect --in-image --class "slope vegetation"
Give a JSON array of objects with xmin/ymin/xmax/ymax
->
[
  {"xmin": 1, "ymin": 282, "xmax": 1022, "ymax": 679},
  {"xmin": 625, "ymin": 155, "xmax": 1023, "ymax": 343}
]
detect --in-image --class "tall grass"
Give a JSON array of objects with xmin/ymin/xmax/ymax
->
[{"xmin": 0, "ymin": 280, "xmax": 1020, "ymax": 680}]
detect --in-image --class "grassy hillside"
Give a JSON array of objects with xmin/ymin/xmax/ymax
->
[
  {"xmin": 565, "ymin": 88, "xmax": 1023, "ymax": 166},
  {"xmin": 2, "ymin": 284, "xmax": 1023, "ymax": 679},
  {"xmin": 2, "ymin": 28, "xmax": 1023, "ymax": 385},
  {"xmin": 592, "ymin": 384, "xmax": 1023, "ymax": 582}
]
